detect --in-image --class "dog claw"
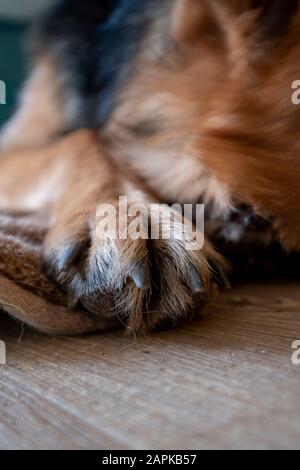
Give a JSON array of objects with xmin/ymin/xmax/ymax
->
[
  {"xmin": 129, "ymin": 263, "xmax": 151, "ymax": 290},
  {"xmin": 210, "ymin": 261, "xmax": 231, "ymax": 289},
  {"xmin": 186, "ymin": 265, "xmax": 205, "ymax": 294},
  {"xmin": 57, "ymin": 240, "xmax": 85, "ymax": 272},
  {"xmin": 67, "ymin": 286, "xmax": 81, "ymax": 310}
]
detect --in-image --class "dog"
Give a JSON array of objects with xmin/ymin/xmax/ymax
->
[{"xmin": 0, "ymin": 0, "xmax": 300, "ymax": 333}]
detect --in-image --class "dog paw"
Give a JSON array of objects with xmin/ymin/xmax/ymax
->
[{"xmin": 44, "ymin": 205, "xmax": 227, "ymax": 333}]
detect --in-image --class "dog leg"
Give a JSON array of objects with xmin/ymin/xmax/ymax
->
[{"xmin": 38, "ymin": 131, "xmax": 225, "ymax": 332}]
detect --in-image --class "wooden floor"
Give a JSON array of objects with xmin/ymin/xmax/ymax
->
[{"xmin": 0, "ymin": 281, "xmax": 299, "ymax": 450}]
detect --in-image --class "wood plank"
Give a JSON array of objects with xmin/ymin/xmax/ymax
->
[{"xmin": 0, "ymin": 282, "xmax": 300, "ymax": 450}]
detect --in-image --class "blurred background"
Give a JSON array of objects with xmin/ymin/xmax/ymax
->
[{"xmin": 0, "ymin": 0, "xmax": 55, "ymax": 125}]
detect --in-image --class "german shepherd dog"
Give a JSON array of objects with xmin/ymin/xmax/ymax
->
[{"xmin": 0, "ymin": 0, "xmax": 300, "ymax": 333}]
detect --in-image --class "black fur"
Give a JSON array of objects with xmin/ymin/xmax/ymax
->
[
  {"xmin": 32, "ymin": 0, "xmax": 300, "ymax": 129},
  {"xmin": 34, "ymin": 0, "xmax": 155, "ymax": 127},
  {"xmin": 255, "ymin": 0, "xmax": 299, "ymax": 38}
]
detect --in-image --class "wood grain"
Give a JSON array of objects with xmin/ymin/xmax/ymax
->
[{"xmin": 0, "ymin": 281, "xmax": 299, "ymax": 450}]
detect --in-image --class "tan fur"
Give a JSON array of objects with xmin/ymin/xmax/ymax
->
[
  {"xmin": 0, "ymin": 56, "xmax": 67, "ymax": 151},
  {"xmin": 106, "ymin": 0, "xmax": 300, "ymax": 249}
]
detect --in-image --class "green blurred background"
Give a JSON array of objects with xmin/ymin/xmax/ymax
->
[
  {"xmin": 0, "ymin": 1, "xmax": 55, "ymax": 127},
  {"xmin": 0, "ymin": 21, "xmax": 27, "ymax": 126}
]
